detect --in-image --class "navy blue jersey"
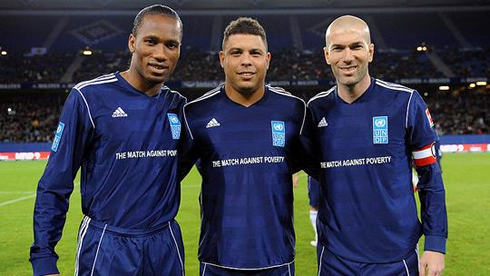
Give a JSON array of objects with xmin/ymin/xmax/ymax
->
[
  {"xmin": 181, "ymin": 85, "xmax": 311, "ymax": 269},
  {"xmin": 306, "ymin": 78, "xmax": 447, "ymax": 263},
  {"xmin": 307, "ymin": 176, "xmax": 320, "ymax": 208},
  {"xmin": 30, "ymin": 72, "xmax": 186, "ymax": 273}
]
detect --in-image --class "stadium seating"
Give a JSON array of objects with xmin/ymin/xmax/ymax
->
[{"xmin": 0, "ymin": 11, "xmax": 489, "ymax": 141}]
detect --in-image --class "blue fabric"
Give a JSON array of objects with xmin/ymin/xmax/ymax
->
[
  {"xmin": 30, "ymin": 72, "xmax": 187, "ymax": 275},
  {"xmin": 200, "ymin": 262, "xmax": 294, "ymax": 276},
  {"xmin": 76, "ymin": 219, "xmax": 184, "ymax": 276},
  {"xmin": 306, "ymin": 78, "xmax": 447, "ymax": 263},
  {"xmin": 181, "ymin": 85, "xmax": 316, "ymax": 269},
  {"xmin": 307, "ymin": 176, "xmax": 320, "ymax": 208},
  {"xmin": 317, "ymin": 245, "xmax": 418, "ymax": 276}
]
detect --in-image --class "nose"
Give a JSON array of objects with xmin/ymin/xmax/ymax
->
[
  {"xmin": 153, "ymin": 45, "xmax": 167, "ymax": 61},
  {"xmin": 240, "ymin": 53, "xmax": 252, "ymax": 67},
  {"xmin": 342, "ymin": 48, "xmax": 354, "ymax": 63}
]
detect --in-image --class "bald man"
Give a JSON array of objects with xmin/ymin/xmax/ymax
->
[{"xmin": 306, "ymin": 15, "xmax": 447, "ymax": 276}]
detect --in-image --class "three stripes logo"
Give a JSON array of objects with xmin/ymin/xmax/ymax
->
[
  {"xmin": 318, "ymin": 117, "xmax": 328, "ymax": 128},
  {"xmin": 206, "ymin": 118, "xmax": 221, "ymax": 128},
  {"xmin": 112, "ymin": 107, "xmax": 128, "ymax": 118}
]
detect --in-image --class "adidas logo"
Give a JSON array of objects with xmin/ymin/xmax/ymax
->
[
  {"xmin": 206, "ymin": 118, "xmax": 220, "ymax": 128},
  {"xmin": 318, "ymin": 117, "xmax": 328, "ymax": 127},
  {"xmin": 112, "ymin": 107, "xmax": 128, "ymax": 118}
]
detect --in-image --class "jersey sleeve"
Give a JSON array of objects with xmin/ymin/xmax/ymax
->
[
  {"xmin": 29, "ymin": 89, "xmax": 94, "ymax": 275},
  {"xmin": 407, "ymin": 91, "xmax": 448, "ymax": 254},
  {"xmin": 177, "ymin": 105, "xmax": 199, "ymax": 181},
  {"xmin": 296, "ymin": 104, "xmax": 320, "ymax": 180}
]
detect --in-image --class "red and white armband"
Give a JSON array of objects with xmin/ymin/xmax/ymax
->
[{"xmin": 412, "ymin": 142, "xmax": 437, "ymax": 167}]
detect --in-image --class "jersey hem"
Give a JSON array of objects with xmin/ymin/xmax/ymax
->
[
  {"xmin": 322, "ymin": 241, "xmax": 418, "ymax": 264},
  {"xmin": 200, "ymin": 259, "xmax": 295, "ymax": 270}
]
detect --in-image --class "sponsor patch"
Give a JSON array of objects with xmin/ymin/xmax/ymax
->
[
  {"xmin": 271, "ymin": 121, "xmax": 285, "ymax": 147},
  {"xmin": 373, "ymin": 116, "xmax": 388, "ymax": 144},
  {"xmin": 167, "ymin": 113, "xmax": 181, "ymax": 140},
  {"xmin": 425, "ymin": 108, "xmax": 435, "ymax": 128},
  {"xmin": 51, "ymin": 122, "xmax": 65, "ymax": 152}
]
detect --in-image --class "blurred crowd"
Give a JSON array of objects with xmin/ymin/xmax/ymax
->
[
  {"xmin": 429, "ymin": 89, "xmax": 489, "ymax": 135},
  {"xmin": 1, "ymin": 87, "xmax": 488, "ymax": 143},
  {"xmin": 2, "ymin": 47, "xmax": 488, "ymax": 84},
  {"xmin": 0, "ymin": 95, "xmax": 64, "ymax": 142},
  {"xmin": 0, "ymin": 53, "xmax": 74, "ymax": 83},
  {"xmin": 1, "ymin": 47, "xmax": 488, "ymax": 142}
]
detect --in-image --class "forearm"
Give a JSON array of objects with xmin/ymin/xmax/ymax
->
[{"xmin": 416, "ymin": 163, "xmax": 448, "ymax": 253}]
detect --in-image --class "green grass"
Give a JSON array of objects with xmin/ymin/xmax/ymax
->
[{"xmin": 0, "ymin": 153, "xmax": 489, "ymax": 275}]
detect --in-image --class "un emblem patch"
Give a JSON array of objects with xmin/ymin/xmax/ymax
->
[
  {"xmin": 373, "ymin": 116, "xmax": 388, "ymax": 144},
  {"xmin": 271, "ymin": 121, "xmax": 285, "ymax": 147},
  {"xmin": 167, "ymin": 113, "xmax": 181, "ymax": 140},
  {"xmin": 51, "ymin": 122, "xmax": 65, "ymax": 152}
]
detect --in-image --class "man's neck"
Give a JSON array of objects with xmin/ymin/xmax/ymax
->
[
  {"xmin": 225, "ymin": 84, "xmax": 265, "ymax": 107},
  {"xmin": 120, "ymin": 70, "xmax": 163, "ymax": 97},
  {"xmin": 337, "ymin": 76, "xmax": 371, "ymax": 104}
]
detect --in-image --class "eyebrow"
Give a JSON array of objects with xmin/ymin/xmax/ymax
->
[
  {"xmin": 330, "ymin": 41, "xmax": 364, "ymax": 48},
  {"xmin": 144, "ymin": 35, "xmax": 181, "ymax": 45},
  {"xmin": 143, "ymin": 35, "xmax": 159, "ymax": 40},
  {"xmin": 350, "ymin": 42, "xmax": 364, "ymax": 47},
  {"xmin": 228, "ymin": 47, "xmax": 264, "ymax": 53}
]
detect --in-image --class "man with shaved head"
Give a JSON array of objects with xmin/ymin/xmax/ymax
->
[{"xmin": 306, "ymin": 15, "xmax": 447, "ymax": 276}]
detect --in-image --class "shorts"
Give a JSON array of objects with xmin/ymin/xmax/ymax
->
[
  {"xmin": 317, "ymin": 245, "xmax": 419, "ymax": 276},
  {"xmin": 199, "ymin": 262, "xmax": 294, "ymax": 276},
  {"xmin": 74, "ymin": 216, "xmax": 185, "ymax": 276}
]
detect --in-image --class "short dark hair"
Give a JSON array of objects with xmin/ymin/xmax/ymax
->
[
  {"xmin": 222, "ymin": 17, "xmax": 267, "ymax": 50},
  {"xmin": 132, "ymin": 4, "xmax": 183, "ymax": 38}
]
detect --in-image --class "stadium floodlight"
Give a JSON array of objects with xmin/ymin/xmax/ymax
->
[
  {"xmin": 82, "ymin": 49, "xmax": 93, "ymax": 56},
  {"xmin": 476, "ymin": 81, "xmax": 487, "ymax": 86},
  {"xmin": 416, "ymin": 44, "xmax": 428, "ymax": 52},
  {"xmin": 438, "ymin": 86, "xmax": 450, "ymax": 91}
]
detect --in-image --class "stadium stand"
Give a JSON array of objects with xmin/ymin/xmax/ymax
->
[
  {"xmin": 0, "ymin": 92, "xmax": 65, "ymax": 142},
  {"xmin": 0, "ymin": 10, "xmax": 489, "ymax": 141}
]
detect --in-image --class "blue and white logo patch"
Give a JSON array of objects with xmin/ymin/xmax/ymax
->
[
  {"xmin": 51, "ymin": 122, "xmax": 65, "ymax": 152},
  {"xmin": 373, "ymin": 116, "xmax": 388, "ymax": 144},
  {"xmin": 167, "ymin": 113, "xmax": 181, "ymax": 140},
  {"xmin": 271, "ymin": 121, "xmax": 285, "ymax": 147}
]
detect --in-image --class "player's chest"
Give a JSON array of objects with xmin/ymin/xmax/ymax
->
[
  {"xmin": 93, "ymin": 100, "xmax": 182, "ymax": 144},
  {"xmin": 195, "ymin": 113, "xmax": 299, "ymax": 151},
  {"xmin": 315, "ymin": 103, "xmax": 407, "ymax": 147}
]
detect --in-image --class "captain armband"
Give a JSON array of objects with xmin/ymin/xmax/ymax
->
[{"xmin": 412, "ymin": 142, "xmax": 437, "ymax": 167}]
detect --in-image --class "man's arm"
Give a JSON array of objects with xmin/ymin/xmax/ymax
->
[
  {"xmin": 177, "ymin": 105, "xmax": 199, "ymax": 181},
  {"xmin": 30, "ymin": 89, "xmax": 93, "ymax": 276},
  {"xmin": 298, "ymin": 104, "xmax": 320, "ymax": 180},
  {"xmin": 408, "ymin": 91, "xmax": 448, "ymax": 276},
  {"xmin": 415, "ymin": 160, "xmax": 446, "ymax": 276}
]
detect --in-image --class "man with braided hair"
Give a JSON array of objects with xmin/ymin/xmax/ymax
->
[{"xmin": 30, "ymin": 5, "xmax": 186, "ymax": 276}]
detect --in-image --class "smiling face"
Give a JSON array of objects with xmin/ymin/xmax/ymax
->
[
  {"xmin": 220, "ymin": 34, "xmax": 270, "ymax": 98},
  {"xmin": 127, "ymin": 14, "xmax": 181, "ymax": 90},
  {"xmin": 324, "ymin": 17, "xmax": 374, "ymax": 93}
]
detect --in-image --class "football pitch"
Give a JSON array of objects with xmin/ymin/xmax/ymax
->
[{"xmin": 0, "ymin": 153, "xmax": 489, "ymax": 275}]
